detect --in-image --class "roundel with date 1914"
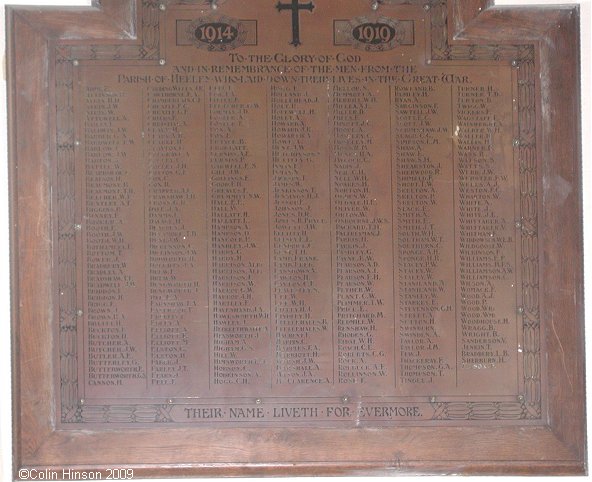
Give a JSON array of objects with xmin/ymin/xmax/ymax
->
[
  {"xmin": 186, "ymin": 16, "xmax": 248, "ymax": 51},
  {"xmin": 347, "ymin": 16, "xmax": 411, "ymax": 51}
]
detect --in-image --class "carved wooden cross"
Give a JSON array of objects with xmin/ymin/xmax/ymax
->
[{"xmin": 276, "ymin": 0, "xmax": 315, "ymax": 47}]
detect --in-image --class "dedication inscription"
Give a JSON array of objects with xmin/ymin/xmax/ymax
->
[{"xmin": 56, "ymin": 0, "xmax": 541, "ymax": 427}]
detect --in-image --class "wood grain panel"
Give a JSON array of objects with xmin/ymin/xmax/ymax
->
[{"xmin": 8, "ymin": 0, "xmax": 585, "ymax": 476}]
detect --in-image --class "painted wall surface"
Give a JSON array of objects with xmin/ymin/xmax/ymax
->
[{"xmin": 0, "ymin": 1, "xmax": 589, "ymax": 481}]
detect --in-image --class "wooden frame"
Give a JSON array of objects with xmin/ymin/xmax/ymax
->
[{"xmin": 8, "ymin": 0, "xmax": 585, "ymax": 476}]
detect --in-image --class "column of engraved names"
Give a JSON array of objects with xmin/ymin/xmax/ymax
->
[
  {"xmin": 145, "ymin": 85, "xmax": 203, "ymax": 390},
  {"xmin": 270, "ymin": 84, "xmax": 332, "ymax": 387},
  {"xmin": 208, "ymin": 84, "xmax": 271, "ymax": 389},
  {"xmin": 331, "ymin": 84, "xmax": 394, "ymax": 391},
  {"xmin": 392, "ymin": 82, "xmax": 455, "ymax": 392},
  {"xmin": 83, "ymin": 86, "xmax": 146, "ymax": 391},
  {"xmin": 455, "ymin": 81, "xmax": 517, "ymax": 389}
]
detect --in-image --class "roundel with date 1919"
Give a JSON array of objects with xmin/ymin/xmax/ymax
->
[{"xmin": 347, "ymin": 16, "xmax": 412, "ymax": 51}]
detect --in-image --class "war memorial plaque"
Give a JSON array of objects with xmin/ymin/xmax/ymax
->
[{"xmin": 9, "ymin": 0, "xmax": 585, "ymax": 476}]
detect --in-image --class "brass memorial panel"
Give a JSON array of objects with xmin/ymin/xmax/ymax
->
[{"xmin": 56, "ymin": 0, "xmax": 541, "ymax": 427}]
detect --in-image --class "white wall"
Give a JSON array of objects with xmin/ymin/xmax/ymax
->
[{"xmin": 0, "ymin": 1, "xmax": 589, "ymax": 482}]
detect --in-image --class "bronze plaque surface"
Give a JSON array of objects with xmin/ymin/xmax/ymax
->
[{"xmin": 57, "ymin": 0, "xmax": 540, "ymax": 428}]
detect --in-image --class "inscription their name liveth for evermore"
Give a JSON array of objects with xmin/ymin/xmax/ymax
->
[{"xmin": 55, "ymin": 0, "xmax": 542, "ymax": 427}]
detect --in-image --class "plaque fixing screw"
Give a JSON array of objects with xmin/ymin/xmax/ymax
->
[
  {"xmin": 76, "ymin": 309, "xmax": 84, "ymax": 317},
  {"xmin": 159, "ymin": 59, "xmax": 166, "ymax": 66},
  {"xmin": 511, "ymin": 59, "xmax": 519, "ymax": 67},
  {"xmin": 517, "ymin": 394, "xmax": 525, "ymax": 403},
  {"xmin": 79, "ymin": 399, "xmax": 85, "ymax": 406},
  {"xmin": 423, "ymin": 3, "xmax": 431, "ymax": 10},
  {"xmin": 371, "ymin": 1, "xmax": 379, "ymax": 10},
  {"xmin": 72, "ymin": 60, "xmax": 79, "ymax": 67},
  {"xmin": 74, "ymin": 140, "xmax": 81, "ymax": 147},
  {"xmin": 159, "ymin": 3, "xmax": 166, "ymax": 10},
  {"xmin": 429, "ymin": 396, "xmax": 437, "ymax": 403},
  {"xmin": 515, "ymin": 221, "xmax": 522, "ymax": 229},
  {"xmin": 341, "ymin": 396, "xmax": 350, "ymax": 404},
  {"xmin": 513, "ymin": 138, "xmax": 521, "ymax": 147},
  {"xmin": 74, "ymin": 223, "xmax": 82, "ymax": 231},
  {"xmin": 255, "ymin": 398, "xmax": 262, "ymax": 405},
  {"xmin": 210, "ymin": 0, "xmax": 218, "ymax": 10},
  {"xmin": 168, "ymin": 399, "xmax": 174, "ymax": 404},
  {"xmin": 517, "ymin": 307, "xmax": 524, "ymax": 314}
]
